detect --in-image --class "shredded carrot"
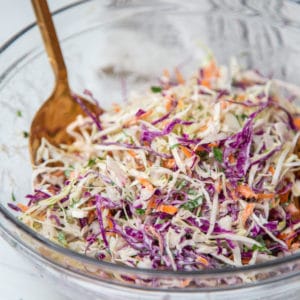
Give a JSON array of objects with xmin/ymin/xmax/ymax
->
[
  {"xmin": 293, "ymin": 117, "xmax": 300, "ymax": 130},
  {"xmin": 165, "ymin": 98, "xmax": 173, "ymax": 111},
  {"xmin": 112, "ymin": 103, "xmax": 121, "ymax": 113},
  {"xmin": 268, "ymin": 166, "xmax": 275, "ymax": 175},
  {"xmin": 147, "ymin": 196, "xmax": 157, "ymax": 211},
  {"xmin": 291, "ymin": 242, "xmax": 300, "ymax": 251},
  {"xmin": 175, "ymin": 68, "xmax": 185, "ymax": 84},
  {"xmin": 106, "ymin": 211, "xmax": 114, "ymax": 230},
  {"xmin": 203, "ymin": 60, "xmax": 220, "ymax": 79},
  {"xmin": 195, "ymin": 145, "xmax": 206, "ymax": 152},
  {"xmin": 286, "ymin": 203, "xmax": 300, "ymax": 220},
  {"xmin": 196, "ymin": 256, "xmax": 209, "ymax": 266},
  {"xmin": 36, "ymin": 212, "xmax": 46, "ymax": 221},
  {"xmin": 200, "ymin": 60, "xmax": 220, "ymax": 88},
  {"xmin": 47, "ymin": 185, "xmax": 58, "ymax": 195},
  {"xmin": 17, "ymin": 203, "xmax": 28, "ymax": 212},
  {"xmin": 279, "ymin": 191, "xmax": 290, "ymax": 203},
  {"xmin": 138, "ymin": 109, "xmax": 153, "ymax": 120},
  {"xmin": 201, "ymin": 79, "xmax": 211, "ymax": 89},
  {"xmin": 241, "ymin": 203, "xmax": 255, "ymax": 225},
  {"xmin": 52, "ymin": 170, "xmax": 64, "ymax": 177},
  {"xmin": 106, "ymin": 232, "xmax": 116, "ymax": 237},
  {"xmin": 278, "ymin": 230, "xmax": 296, "ymax": 248},
  {"xmin": 180, "ymin": 279, "xmax": 191, "ymax": 288},
  {"xmin": 178, "ymin": 98, "xmax": 184, "ymax": 110},
  {"xmin": 163, "ymin": 158, "xmax": 176, "ymax": 169},
  {"xmin": 229, "ymin": 153, "xmax": 236, "ymax": 164},
  {"xmin": 220, "ymin": 100, "xmax": 229, "ymax": 109},
  {"xmin": 236, "ymin": 94, "xmax": 246, "ymax": 102},
  {"xmin": 208, "ymin": 142, "xmax": 219, "ymax": 148},
  {"xmin": 128, "ymin": 150, "xmax": 137, "ymax": 158},
  {"xmin": 125, "ymin": 109, "xmax": 153, "ymax": 127},
  {"xmin": 257, "ymin": 193, "xmax": 275, "ymax": 200},
  {"xmin": 237, "ymin": 184, "xmax": 257, "ymax": 199},
  {"xmin": 242, "ymin": 257, "xmax": 251, "ymax": 265},
  {"xmin": 163, "ymin": 69, "xmax": 170, "ymax": 79},
  {"xmin": 198, "ymin": 125, "xmax": 208, "ymax": 132},
  {"xmin": 226, "ymin": 183, "xmax": 238, "ymax": 201},
  {"xmin": 88, "ymin": 211, "xmax": 96, "ymax": 224},
  {"xmin": 138, "ymin": 178, "xmax": 154, "ymax": 191},
  {"xmin": 180, "ymin": 145, "xmax": 193, "ymax": 158},
  {"xmin": 215, "ymin": 180, "xmax": 222, "ymax": 193},
  {"xmin": 157, "ymin": 204, "xmax": 178, "ymax": 215}
]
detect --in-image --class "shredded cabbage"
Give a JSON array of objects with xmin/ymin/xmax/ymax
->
[{"xmin": 12, "ymin": 58, "xmax": 300, "ymax": 273}]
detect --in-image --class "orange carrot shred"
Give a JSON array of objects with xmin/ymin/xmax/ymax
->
[
  {"xmin": 229, "ymin": 153, "xmax": 236, "ymax": 164},
  {"xmin": 196, "ymin": 256, "xmax": 209, "ymax": 266},
  {"xmin": 165, "ymin": 98, "xmax": 173, "ymax": 111},
  {"xmin": 138, "ymin": 178, "xmax": 154, "ymax": 191},
  {"xmin": 242, "ymin": 257, "xmax": 251, "ymax": 265},
  {"xmin": 180, "ymin": 279, "xmax": 191, "ymax": 287},
  {"xmin": 278, "ymin": 230, "xmax": 296, "ymax": 248},
  {"xmin": 241, "ymin": 203, "xmax": 255, "ymax": 225},
  {"xmin": 279, "ymin": 191, "xmax": 290, "ymax": 203},
  {"xmin": 88, "ymin": 211, "xmax": 96, "ymax": 224},
  {"xmin": 147, "ymin": 196, "xmax": 157, "ymax": 211},
  {"xmin": 200, "ymin": 60, "xmax": 220, "ymax": 88},
  {"xmin": 179, "ymin": 145, "xmax": 193, "ymax": 158},
  {"xmin": 293, "ymin": 117, "xmax": 300, "ymax": 130},
  {"xmin": 268, "ymin": 166, "xmax": 275, "ymax": 175},
  {"xmin": 201, "ymin": 79, "xmax": 211, "ymax": 88},
  {"xmin": 163, "ymin": 158, "xmax": 176, "ymax": 169},
  {"xmin": 178, "ymin": 99, "xmax": 184, "ymax": 110},
  {"xmin": 17, "ymin": 203, "xmax": 28, "ymax": 212},
  {"xmin": 216, "ymin": 180, "xmax": 222, "ymax": 193},
  {"xmin": 128, "ymin": 150, "xmax": 137, "ymax": 158},
  {"xmin": 175, "ymin": 68, "xmax": 185, "ymax": 84},
  {"xmin": 157, "ymin": 205, "xmax": 178, "ymax": 215},
  {"xmin": 195, "ymin": 145, "xmax": 206, "ymax": 152},
  {"xmin": 257, "ymin": 193, "xmax": 275, "ymax": 200},
  {"xmin": 237, "ymin": 184, "xmax": 257, "ymax": 199},
  {"xmin": 163, "ymin": 69, "xmax": 170, "ymax": 79},
  {"xmin": 198, "ymin": 125, "xmax": 208, "ymax": 132},
  {"xmin": 139, "ymin": 109, "xmax": 153, "ymax": 120},
  {"xmin": 286, "ymin": 203, "xmax": 300, "ymax": 220},
  {"xmin": 220, "ymin": 100, "xmax": 230, "ymax": 109},
  {"xmin": 112, "ymin": 103, "xmax": 121, "ymax": 113},
  {"xmin": 208, "ymin": 142, "xmax": 219, "ymax": 148}
]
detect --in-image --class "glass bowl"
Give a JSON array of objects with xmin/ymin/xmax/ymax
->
[{"xmin": 1, "ymin": 0, "xmax": 300, "ymax": 299}]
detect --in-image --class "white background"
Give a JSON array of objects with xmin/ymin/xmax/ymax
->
[{"xmin": 0, "ymin": 2, "xmax": 74, "ymax": 299}]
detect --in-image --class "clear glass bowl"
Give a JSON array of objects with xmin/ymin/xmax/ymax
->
[{"xmin": 1, "ymin": 1, "xmax": 300, "ymax": 299}]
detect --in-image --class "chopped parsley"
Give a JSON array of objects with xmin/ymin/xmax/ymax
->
[
  {"xmin": 11, "ymin": 192, "xmax": 16, "ymax": 202},
  {"xmin": 87, "ymin": 158, "xmax": 97, "ymax": 167},
  {"xmin": 151, "ymin": 86, "xmax": 162, "ymax": 93},
  {"xmin": 136, "ymin": 208, "xmax": 146, "ymax": 215},
  {"xmin": 57, "ymin": 232, "xmax": 67, "ymax": 246},
  {"xmin": 213, "ymin": 147, "xmax": 223, "ymax": 162},
  {"xmin": 181, "ymin": 196, "xmax": 203, "ymax": 211},
  {"xmin": 170, "ymin": 143, "xmax": 180, "ymax": 149},
  {"xmin": 176, "ymin": 180, "xmax": 187, "ymax": 190},
  {"xmin": 23, "ymin": 131, "xmax": 29, "ymax": 138},
  {"xmin": 252, "ymin": 236, "xmax": 271, "ymax": 253}
]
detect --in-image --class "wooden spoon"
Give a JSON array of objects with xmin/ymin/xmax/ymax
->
[{"xmin": 29, "ymin": 0, "xmax": 102, "ymax": 164}]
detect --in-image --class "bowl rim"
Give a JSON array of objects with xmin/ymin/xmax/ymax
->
[{"xmin": 1, "ymin": 0, "xmax": 300, "ymax": 287}]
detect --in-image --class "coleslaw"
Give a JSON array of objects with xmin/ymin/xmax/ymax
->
[{"xmin": 10, "ymin": 58, "xmax": 300, "ymax": 271}]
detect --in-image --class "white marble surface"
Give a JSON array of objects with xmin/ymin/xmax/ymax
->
[{"xmin": 0, "ymin": 1, "xmax": 74, "ymax": 299}]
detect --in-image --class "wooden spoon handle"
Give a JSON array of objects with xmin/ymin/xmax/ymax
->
[{"xmin": 31, "ymin": 0, "xmax": 68, "ymax": 83}]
